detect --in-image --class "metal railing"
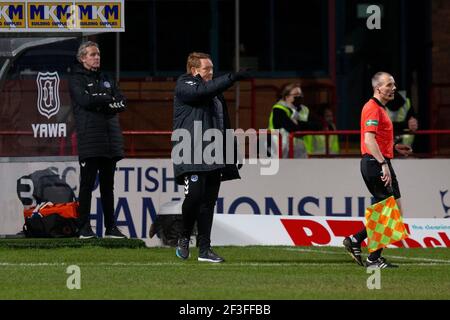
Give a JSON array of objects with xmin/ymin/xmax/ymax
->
[
  {"xmin": 288, "ymin": 130, "xmax": 450, "ymax": 158},
  {"xmin": 1, "ymin": 129, "xmax": 449, "ymax": 158},
  {"xmin": 123, "ymin": 129, "xmax": 283, "ymax": 158}
]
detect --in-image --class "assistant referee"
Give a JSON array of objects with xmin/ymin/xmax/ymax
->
[{"xmin": 343, "ymin": 72, "xmax": 412, "ymax": 268}]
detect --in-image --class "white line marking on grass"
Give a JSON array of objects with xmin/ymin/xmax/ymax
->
[
  {"xmin": 0, "ymin": 262, "xmax": 67, "ymax": 266},
  {"xmin": 284, "ymin": 248, "xmax": 344, "ymax": 255},
  {"xmin": 0, "ymin": 261, "xmax": 447, "ymax": 267},
  {"xmin": 377, "ymin": 254, "xmax": 450, "ymax": 264},
  {"xmin": 283, "ymin": 247, "xmax": 450, "ymax": 264}
]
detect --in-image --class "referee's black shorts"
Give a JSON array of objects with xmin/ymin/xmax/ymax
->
[{"xmin": 360, "ymin": 154, "xmax": 401, "ymax": 202}]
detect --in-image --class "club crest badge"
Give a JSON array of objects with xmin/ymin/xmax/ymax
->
[
  {"xmin": 440, "ymin": 190, "xmax": 450, "ymax": 218},
  {"xmin": 36, "ymin": 71, "xmax": 61, "ymax": 119}
]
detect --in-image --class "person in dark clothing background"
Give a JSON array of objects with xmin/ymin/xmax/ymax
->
[
  {"xmin": 69, "ymin": 41, "xmax": 127, "ymax": 239},
  {"xmin": 172, "ymin": 52, "xmax": 249, "ymax": 263}
]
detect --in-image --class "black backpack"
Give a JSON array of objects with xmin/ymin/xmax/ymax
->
[
  {"xmin": 150, "ymin": 215, "xmax": 198, "ymax": 247},
  {"xmin": 17, "ymin": 168, "xmax": 78, "ymax": 238},
  {"xmin": 16, "ymin": 168, "xmax": 75, "ymax": 206},
  {"xmin": 23, "ymin": 213, "xmax": 78, "ymax": 238},
  {"xmin": 149, "ymin": 215, "xmax": 184, "ymax": 247}
]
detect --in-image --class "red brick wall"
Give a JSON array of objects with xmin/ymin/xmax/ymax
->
[
  {"xmin": 119, "ymin": 78, "xmax": 336, "ymax": 157},
  {"xmin": 431, "ymin": 0, "xmax": 450, "ymax": 147},
  {"xmin": 432, "ymin": 0, "xmax": 450, "ymax": 84}
]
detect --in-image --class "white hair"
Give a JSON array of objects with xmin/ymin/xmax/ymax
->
[{"xmin": 76, "ymin": 41, "xmax": 99, "ymax": 63}]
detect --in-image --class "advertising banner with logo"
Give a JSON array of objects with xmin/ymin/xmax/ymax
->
[
  {"xmin": 1, "ymin": 158, "xmax": 449, "ymax": 247},
  {"xmin": 0, "ymin": 1, "xmax": 124, "ymax": 32},
  {"xmin": 211, "ymin": 215, "xmax": 450, "ymax": 248},
  {"xmin": 0, "ymin": 66, "xmax": 75, "ymax": 157},
  {"xmin": 0, "ymin": 21, "xmax": 88, "ymax": 157}
]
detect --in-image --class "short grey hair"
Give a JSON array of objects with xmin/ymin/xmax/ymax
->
[
  {"xmin": 371, "ymin": 71, "xmax": 391, "ymax": 89},
  {"xmin": 76, "ymin": 41, "xmax": 99, "ymax": 63}
]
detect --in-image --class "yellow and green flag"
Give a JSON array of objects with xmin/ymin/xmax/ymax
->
[{"xmin": 365, "ymin": 196, "xmax": 409, "ymax": 253}]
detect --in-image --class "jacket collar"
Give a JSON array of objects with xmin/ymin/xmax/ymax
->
[
  {"xmin": 179, "ymin": 73, "xmax": 204, "ymax": 82},
  {"xmin": 72, "ymin": 63, "xmax": 100, "ymax": 77},
  {"xmin": 371, "ymin": 97, "xmax": 386, "ymax": 109}
]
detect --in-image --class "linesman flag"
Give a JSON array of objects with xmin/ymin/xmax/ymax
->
[{"xmin": 365, "ymin": 196, "xmax": 409, "ymax": 253}]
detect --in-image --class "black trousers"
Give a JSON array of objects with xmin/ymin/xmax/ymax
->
[
  {"xmin": 78, "ymin": 157, "xmax": 117, "ymax": 230},
  {"xmin": 181, "ymin": 170, "xmax": 221, "ymax": 251},
  {"xmin": 354, "ymin": 154, "xmax": 402, "ymax": 260}
]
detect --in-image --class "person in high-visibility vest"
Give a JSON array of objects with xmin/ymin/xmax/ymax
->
[
  {"xmin": 267, "ymin": 83, "xmax": 320, "ymax": 158},
  {"xmin": 386, "ymin": 90, "xmax": 418, "ymax": 147},
  {"xmin": 303, "ymin": 107, "xmax": 340, "ymax": 155}
]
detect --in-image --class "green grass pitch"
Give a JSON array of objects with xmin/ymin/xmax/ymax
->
[{"xmin": 0, "ymin": 242, "xmax": 449, "ymax": 300}]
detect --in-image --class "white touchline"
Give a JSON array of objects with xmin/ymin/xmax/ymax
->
[
  {"xmin": 283, "ymin": 247, "xmax": 450, "ymax": 264},
  {"xmin": 0, "ymin": 261, "xmax": 448, "ymax": 267}
]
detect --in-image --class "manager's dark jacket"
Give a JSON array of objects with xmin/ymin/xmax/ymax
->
[
  {"xmin": 69, "ymin": 63, "xmax": 126, "ymax": 161},
  {"xmin": 172, "ymin": 73, "xmax": 241, "ymax": 185}
]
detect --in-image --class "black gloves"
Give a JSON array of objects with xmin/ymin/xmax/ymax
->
[
  {"xmin": 91, "ymin": 92, "xmax": 126, "ymax": 114},
  {"xmin": 91, "ymin": 92, "xmax": 114, "ymax": 106},
  {"xmin": 232, "ymin": 68, "xmax": 252, "ymax": 81},
  {"xmin": 104, "ymin": 100, "xmax": 126, "ymax": 114}
]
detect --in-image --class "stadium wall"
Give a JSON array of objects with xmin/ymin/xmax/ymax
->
[
  {"xmin": 432, "ymin": 0, "xmax": 450, "ymax": 84},
  {"xmin": 1, "ymin": 158, "xmax": 449, "ymax": 246}
]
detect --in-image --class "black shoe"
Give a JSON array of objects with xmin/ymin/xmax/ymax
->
[
  {"xmin": 176, "ymin": 237, "xmax": 190, "ymax": 260},
  {"xmin": 79, "ymin": 225, "xmax": 96, "ymax": 239},
  {"xmin": 198, "ymin": 247, "xmax": 224, "ymax": 263},
  {"xmin": 343, "ymin": 237, "xmax": 364, "ymax": 266},
  {"xmin": 365, "ymin": 257, "xmax": 398, "ymax": 269},
  {"xmin": 105, "ymin": 226, "xmax": 127, "ymax": 239}
]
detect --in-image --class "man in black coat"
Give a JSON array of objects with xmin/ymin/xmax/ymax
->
[
  {"xmin": 69, "ymin": 41, "xmax": 127, "ymax": 239},
  {"xmin": 172, "ymin": 52, "xmax": 249, "ymax": 263}
]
